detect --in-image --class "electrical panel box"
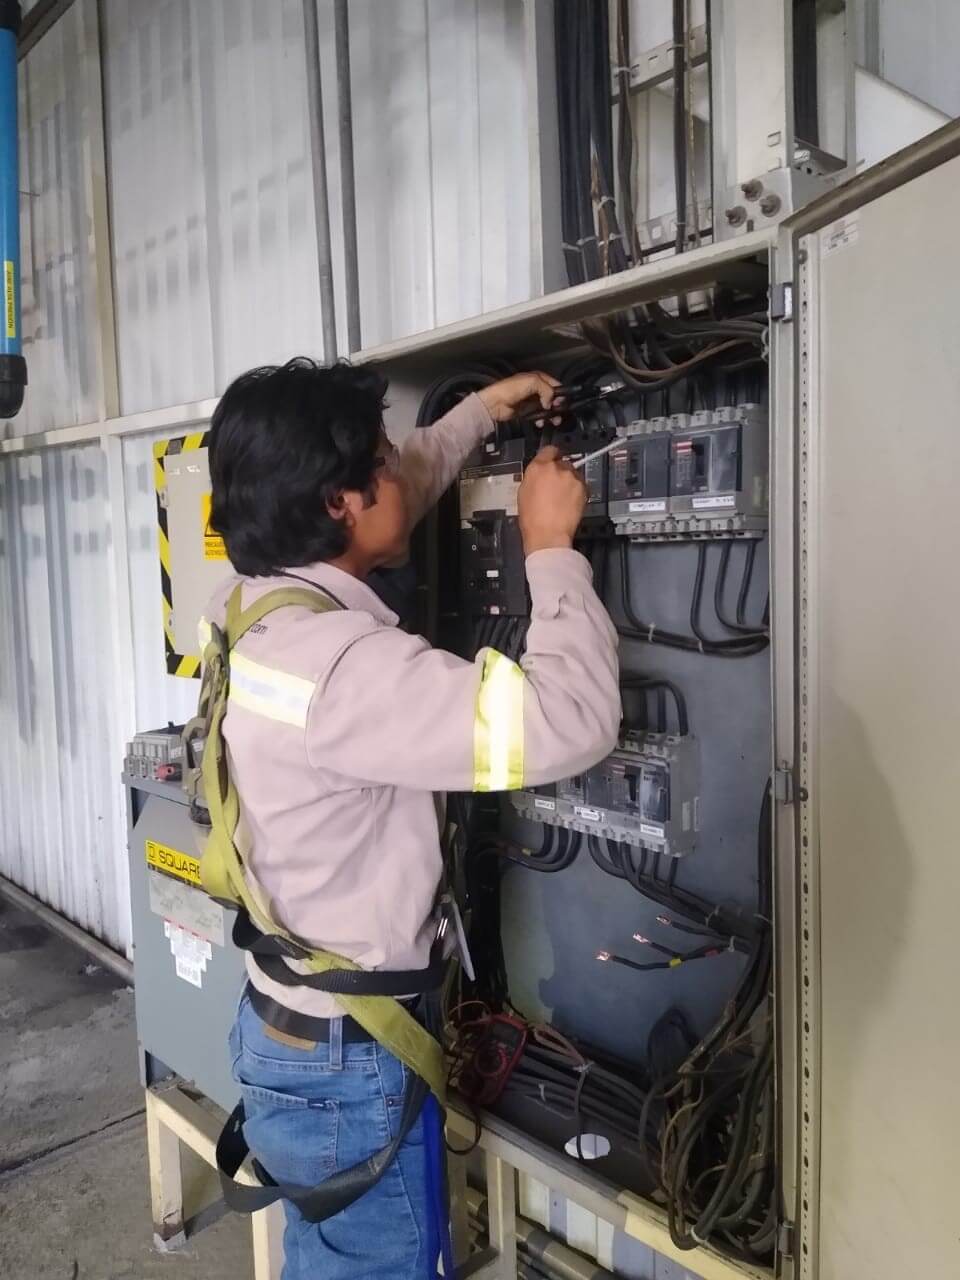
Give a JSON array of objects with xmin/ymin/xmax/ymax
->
[
  {"xmin": 459, "ymin": 437, "xmax": 527, "ymax": 616},
  {"xmin": 510, "ymin": 731, "xmax": 700, "ymax": 857},
  {"xmin": 125, "ymin": 770, "xmax": 244, "ymax": 1112},
  {"xmin": 125, "ymin": 727, "xmax": 183, "ymax": 783},
  {"xmin": 609, "ymin": 405, "xmax": 767, "ymax": 540}
]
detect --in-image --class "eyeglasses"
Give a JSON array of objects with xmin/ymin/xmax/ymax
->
[{"xmin": 373, "ymin": 441, "xmax": 400, "ymax": 477}]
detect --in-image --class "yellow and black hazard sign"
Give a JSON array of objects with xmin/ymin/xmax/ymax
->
[
  {"xmin": 155, "ymin": 431, "xmax": 211, "ymax": 678},
  {"xmin": 145, "ymin": 839, "xmax": 202, "ymax": 888}
]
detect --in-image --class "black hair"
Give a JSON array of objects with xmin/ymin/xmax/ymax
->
[{"xmin": 207, "ymin": 357, "xmax": 388, "ymax": 576}]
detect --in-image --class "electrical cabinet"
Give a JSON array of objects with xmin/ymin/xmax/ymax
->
[
  {"xmin": 129, "ymin": 124, "xmax": 960, "ymax": 1280},
  {"xmin": 125, "ymin": 764, "xmax": 243, "ymax": 1112}
]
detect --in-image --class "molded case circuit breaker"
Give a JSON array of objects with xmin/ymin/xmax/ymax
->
[
  {"xmin": 510, "ymin": 731, "xmax": 700, "ymax": 857},
  {"xmin": 608, "ymin": 405, "xmax": 768, "ymax": 540},
  {"xmin": 459, "ymin": 436, "xmax": 527, "ymax": 615}
]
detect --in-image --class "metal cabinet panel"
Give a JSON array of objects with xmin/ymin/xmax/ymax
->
[{"xmin": 796, "ymin": 148, "xmax": 960, "ymax": 1279}]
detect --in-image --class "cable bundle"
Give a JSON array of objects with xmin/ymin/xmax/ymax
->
[
  {"xmin": 554, "ymin": 0, "xmax": 629, "ymax": 283},
  {"xmin": 606, "ymin": 539, "xmax": 768, "ymax": 658},
  {"xmin": 652, "ymin": 786, "xmax": 775, "ymax": 1259}
]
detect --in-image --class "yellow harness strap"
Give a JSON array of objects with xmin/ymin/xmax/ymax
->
[{"xmin": 196, "ymin": 582, "xmax": 446, "ymax": 1100}]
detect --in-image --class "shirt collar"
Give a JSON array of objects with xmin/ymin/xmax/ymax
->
[{"xmin": 274, "ymin": 561, "xmax": 399, "ymax": 627}]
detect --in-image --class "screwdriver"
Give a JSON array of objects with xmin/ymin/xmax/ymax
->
[{"xmin": 570, "ymin": 436, "xmax": 624, "ymax": 471}]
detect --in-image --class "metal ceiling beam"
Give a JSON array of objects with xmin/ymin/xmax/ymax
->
[{"xmin": 18, "ymin": 0, "xmax": 78, "ymax": 59}]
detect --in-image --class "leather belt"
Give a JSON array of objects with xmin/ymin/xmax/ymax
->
[
  {"xmin": 246, "ymin": 982, "xmax": 419, "ymax": 1045},
  {"xmin": 246, "ymin": 983, "xmax": 374, "ymax": 1043}
]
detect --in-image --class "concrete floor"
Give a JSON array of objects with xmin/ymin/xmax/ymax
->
[{"xmin": 0, "ymin": 896, "xmax": 253, "ymax": 1280}]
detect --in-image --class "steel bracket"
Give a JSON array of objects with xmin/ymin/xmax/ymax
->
[{"xmin": 769, "ymin": 281, "xmax": 794, "ymax": 322}]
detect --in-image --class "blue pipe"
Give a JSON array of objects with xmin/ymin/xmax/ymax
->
[{"xmin": 0, "ymin": 1, "xmax": 24, "ymax": 419}]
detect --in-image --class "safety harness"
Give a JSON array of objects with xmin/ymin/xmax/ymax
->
[{"xmin": 184, "ymin": 582, "xmax": 451, "ymax": 1223}]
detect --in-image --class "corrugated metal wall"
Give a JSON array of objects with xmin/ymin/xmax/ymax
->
[
  {"xmin": 0, "ymin": 445, "xmax": 129, "ymax": 952},
  {"xmin": 102, "ymin": 0, "xmax": 326, "ymax": 414},
  {"xmin": 15, "ymin": 0, "xmax": 99, "ymax": 436},
  {"xmin": 0, "ymin": 0, "xmax": 537, "ymax": 954},
  {"xmin": 102, "ymin": 0, "xmax": 533, "ymax": 413}
]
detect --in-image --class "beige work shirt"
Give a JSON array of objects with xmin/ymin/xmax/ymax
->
[{"xmin": 202, "ymin": 393, "xmax": 621, "ymax": 1017}]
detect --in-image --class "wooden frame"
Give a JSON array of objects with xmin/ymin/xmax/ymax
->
[{"xmin": 145, "ymin": 1080, "xmax": 771, "ymax": 1280}]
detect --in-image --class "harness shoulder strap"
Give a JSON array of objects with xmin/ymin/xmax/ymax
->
[
  {"xmin": 224, "ymin": 583, "xmax": 341, "ymax": 647},
  {"xmin": 195, "ymin": 580, "xmax": 448, "ymax": 1097},
  {"xmin": 193, "ymin": 578, "xmax": 451, "ymax": 1223}
]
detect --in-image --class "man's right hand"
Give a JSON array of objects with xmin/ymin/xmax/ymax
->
[{"xmin": 518, "ymin": 446, "xmax": 587, "ymax": 555}]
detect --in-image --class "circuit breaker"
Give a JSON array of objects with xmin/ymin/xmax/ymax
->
[
  {"xmin": 550, "ymin": 423, "xmax": 611, "ymax": 530},
  {"xmin": 608, "ymin": 405, "xmax": 767, "ymax": 540},
  {"xmin": 510, "ymin": 730, "xmax": 700, "ymax": 856},
  {"xmin": 459, "ymin": 436, "xmax": 527, "ymax": 616}
]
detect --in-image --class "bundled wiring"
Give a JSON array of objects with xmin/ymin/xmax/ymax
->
[
  {"xmin": 620, "ymin": 675, "xmax": 690, "ymax": 735},
  {"xmin": 714, "ymin": 540, "xmax": 769, "ymax": 635},
  {"xmin": 554, "ymin": 0, "xmax": 628, "ymax": 282},
  {"xmin": 587, "ymin": 837, "xmax": 755, "ymax": 954},
  {"xmin": 657, "ymin": 785, "xmax": 774, "ymax": 1257},
  {"xmin": 672, "ymin": 0, "xmax": 688, "ymax": 255},
  {"xmin": 615, "ymin": 0, "xmax": 640, "ymax": 264},
  {"xmin": 475, "ymin": 827, "xmax": 580, "ymax": 876},
  {"xmin": 615, "ymin": 541, "xmax": 768, "ymax": 658}
]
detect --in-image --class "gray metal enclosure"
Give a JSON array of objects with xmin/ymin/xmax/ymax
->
[
  {"xmin": 126, "ymin": 774, "xmax": 245, "ymax": 1111},
  {"xmin": 367, "ymin": 238, "xmax": 777, "ymax": 1223},
  {"xmin": 786, "ymin": 138, "xmax": 960, "ymax": 1280}
]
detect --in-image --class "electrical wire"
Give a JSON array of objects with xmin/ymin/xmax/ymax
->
[
  {"xmin": 620, "ymin": 675, "xmax": 690, "ymax": 736},
  {"xmin": 616, "ymin": 541, "xmax": 768, "ymax": 658},
  {"xmin": 714, "ymin": 540, "xmax": 768, "ymax": 636},
  {"xmin": 672, "ymin": 0, "xmax": 687, "ymax": 255}
]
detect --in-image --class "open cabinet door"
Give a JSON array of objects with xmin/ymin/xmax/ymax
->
[{"xmin": 793, "ymin": 124, "xmax": 960, "ymax": 1279}]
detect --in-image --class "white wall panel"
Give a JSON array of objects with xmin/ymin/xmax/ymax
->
[
  {"xmin": 8, "ymin": 2, "xmax": 100, "ymax": 437},
  {"xmin": 0, "ymin": 444, "xmax": 130, "ymax": 952},
  {"xmin": 103, "ymin": 0, "xmax": 324, "ymax": 413},
  {"xmin": 340, "ymin": 0, "xmax": 532, "ymax": 349},
  {"xmin": 854, "ymin": 0, "xmax": 960, "ymax": 120},
  {"xmin": 104, "ymin": 0, "xmax": 534, "ymax": 385}
]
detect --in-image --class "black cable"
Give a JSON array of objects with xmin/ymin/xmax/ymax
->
[
  {"xmin": 689, "ymin": 545, "xmax": 769, "ymax": 655},
  {"xmin": 615, "ymin": 0, "xmax": 639, "ymax": 264},
  {"xmin": 714, "ymin": 541, "xmax": 768, "ymax": 636},
  {"xmin": 735, "ymin": 540, "xmax": 757, "ymax": 625},
  {"xmin": 620, "ymin": 676, "xmax": 690, "ymax": 736},
  {"xmin": 672, "ymin": 0, "xmax": 687, "ymax": 255}
]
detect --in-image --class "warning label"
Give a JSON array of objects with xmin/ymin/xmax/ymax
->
[
  {"xmin": 145, "ymin": 839, "xmax": 202, "ymax": 888},
  {"xmin": 4, "ymin": 261, "xmax": 14, "ymax": 339},
  {"xmin": 164, "ymin": 921, "xmax": 213, "ymax": 988},
  {"xmin": 201, "ymin": 492, "xmax": 228, "ymax": 561}
]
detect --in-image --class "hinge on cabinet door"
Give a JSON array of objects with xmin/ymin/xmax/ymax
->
[
  {"xmin": 778, "ymin": 1220, "xmax": 795, "ymax": 1258},
  {"xmin": 769, "ymin": 281, "xmax": 794, "ymax": 321},
  {"xmin": 773, "ymin": 768, "xmax": 795, "ymax": 803}
]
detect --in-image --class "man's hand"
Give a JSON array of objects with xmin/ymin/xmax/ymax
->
[
  {"xmin": 518, "ymin": 446, "xmax": 587, "ymax": 555},
  {"xmin": 477, "ymin": 371, "xmax": 560, "ymax": 423}
]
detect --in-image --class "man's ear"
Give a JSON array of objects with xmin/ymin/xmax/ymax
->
[{"xmin": 327, "ymin": 489, "xmax": 364, "ymax": 525}]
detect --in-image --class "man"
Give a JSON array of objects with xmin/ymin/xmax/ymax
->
[{"xmin": 203, "ymin": 357, "xmax": 620, "ymax": 1278}]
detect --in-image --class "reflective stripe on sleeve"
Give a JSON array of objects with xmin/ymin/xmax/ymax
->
[
  {"xmin": 228, "ymin": 652, "xmax": 316, "ymax": 728},
  {"xmin": 198, "ymin": 617, "xmax": 212, "ymax": 650},
  {"xmin": 474, "ymin": 649, "xmax": 525, "ymax": 791}
]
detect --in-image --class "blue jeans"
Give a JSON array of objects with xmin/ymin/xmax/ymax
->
[{"xmin": 229, "ymin": 991, "xmax": 429, "ymax": 1279}]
